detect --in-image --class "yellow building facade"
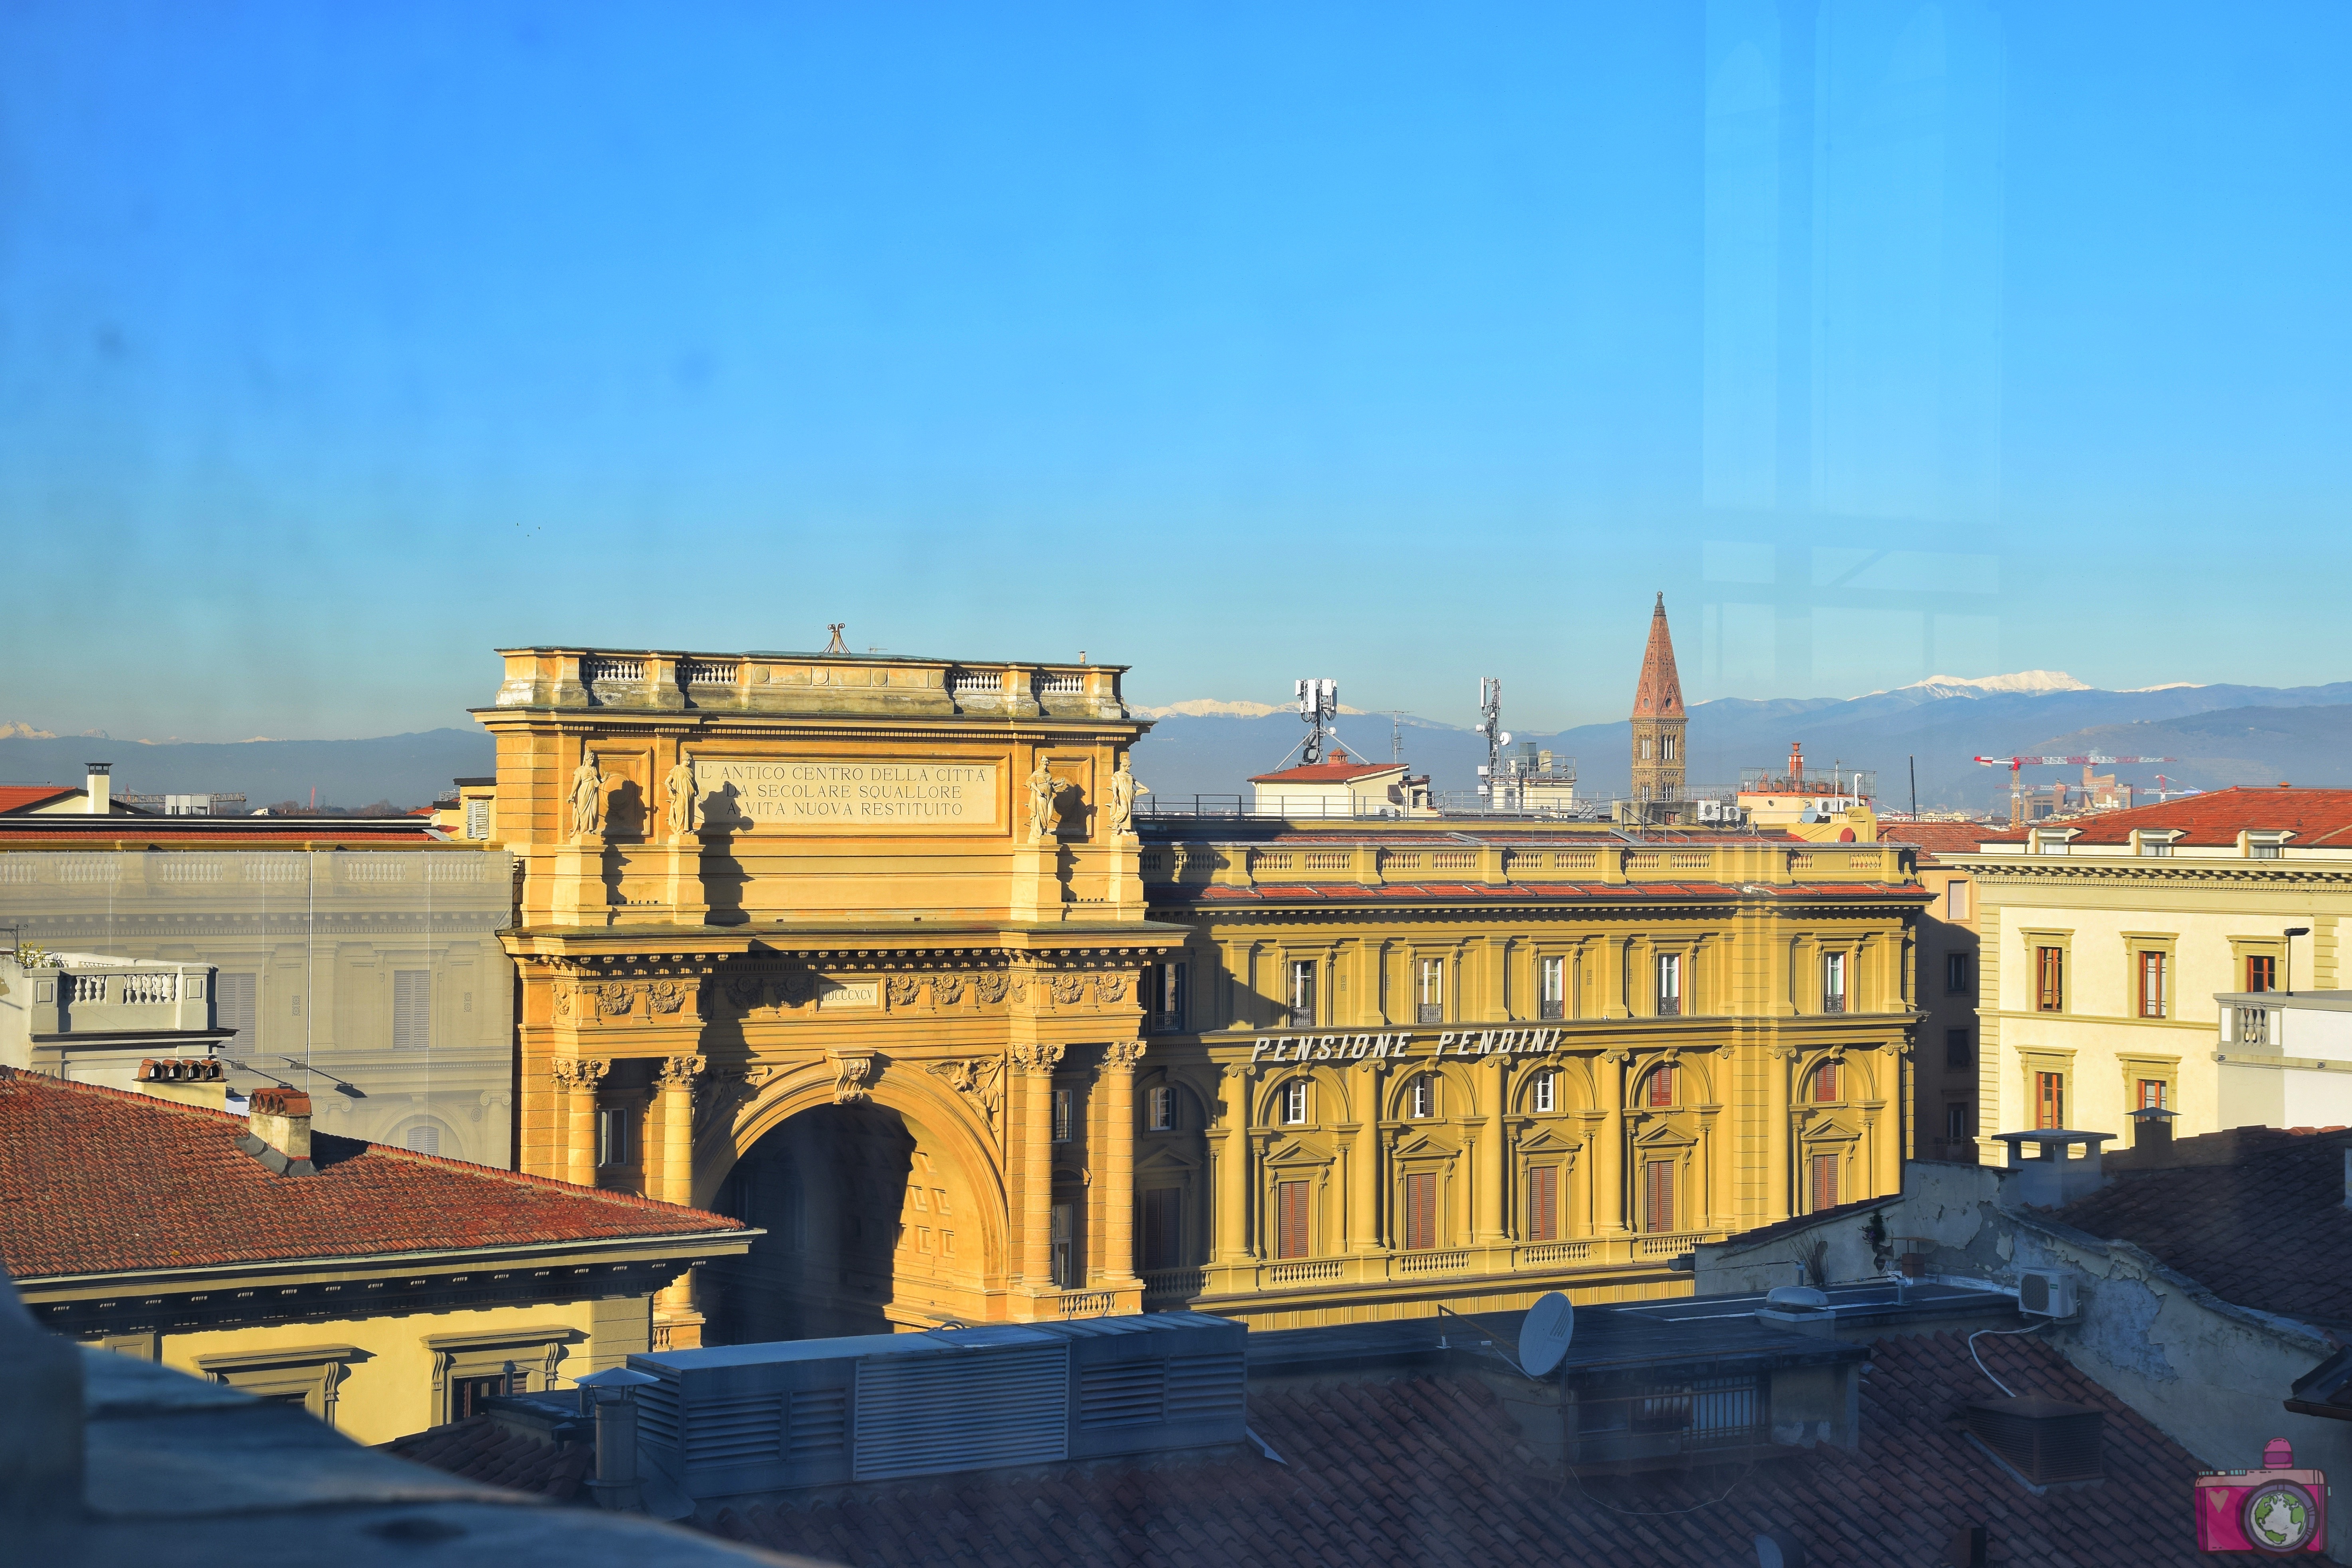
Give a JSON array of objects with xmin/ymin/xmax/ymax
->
[{"xmin": 481, "ymin": 643, "xmax": 1930, "ymax": 1340}]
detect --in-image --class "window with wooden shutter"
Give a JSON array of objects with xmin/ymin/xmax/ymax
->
[
  {"xmin": 2247, "ymin": 954, "xmax": 2277, "ymax": 993},
  {"xmin": 2036, "ymin": 947, "xmax": 2065, "ymax": 1011},
  {"xmin": 1140, "ymin": 1188, "xmax": 1182, "ymax": 1271},
  {"xmin": 2035, "ymin": 1071, "xmax": 2065, "ymax": 1130},
  {"xmin": 1275, "ymin": 1180, "xmax": 1311, "ymax": 1259},
  {"xmin": 1643, "ymin": 1161, "xmax": 1674, "ymax": 1234},
  {"xmin": 1810, "ymin": 1153, "xmax": 1838, "ymax": 1212},
  {"xmin": 2137, "ymin": 1079, "xmax": 2168, "ymax": 1111},
  {"xmin": 2138, "ymin": 950, "xmax": 2167, "ymax": 1018},
  {"xmin": 216, "ymin": 972, "xmax": 257, "ymax": 1052},
  {"xmin": 1527, "ymin": 1166, "xmax": 1558, "ymax": 1242},
  {"xmin": 1402, "ymin": 1171, "xmax": 1437, "ymax": 1251},
  {"xmin": 392, "ymin": 970, "xmax": 430, "ymax": 1050},
  {"xmin": 1646, "ymin": 1065, "xmax": 1675, "ymax": 1108},
  {"xmin": 1812, "ymin": 1061, "xmax": 1839, "ymax": 1103}
]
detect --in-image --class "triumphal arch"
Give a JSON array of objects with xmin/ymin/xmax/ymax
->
[{"xmin": 483, "ymin": 645, "xmax": 1182, "ymax": 1345}]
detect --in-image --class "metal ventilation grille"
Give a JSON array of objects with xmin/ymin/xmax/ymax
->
[
  {"xmin": 853, "ymin": 1345, "xmax": 1068, "ymax": 1481},
  {"xmin": 687, "ymin": 1391, "xmax": 785, "ymax": 1467},
  {"xmin": 1079, "ymin": 1362, "xmax": 1166, "ymax": 1429},
  {"xmin": 788, "ymin": 1388, "xmax": 849, "ymax": 1460},
  {"xmin": 1166, "ymin": 1352, "xmax": 1246, "ymax": 1420},
  {"xmin": 2020, "ymin": 1275, "xmax": 2050, "ymax": 1314},
  {"xmin": 636, "ymin": 1378, "xmax": 681, "ymax": 1449}
]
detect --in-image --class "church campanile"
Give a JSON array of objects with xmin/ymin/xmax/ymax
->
[{"xmin": 1629, "ymin": 593, "xmax": 1686, "ymax": 804}]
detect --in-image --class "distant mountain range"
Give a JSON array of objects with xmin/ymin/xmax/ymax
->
[
  {"xmin": 8, "ymin": 673, "xmax": 2349, "ymax": 817},
  {"xmin": 1128, "ymin": 677, "xmax": 2352, "ymax": 813}
]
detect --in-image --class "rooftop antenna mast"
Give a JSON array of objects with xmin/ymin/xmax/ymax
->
[
  {"xmin": 1386, "ymin": 711, "xmax": 1406, "ymax": 764},
  {"xmin": 1475, "ymin": 678, "xmax": 1511, "ymax": 807},
  {"xmin": 1296, "ymin": 679, "xmax": 1339, "ymax": 766}
]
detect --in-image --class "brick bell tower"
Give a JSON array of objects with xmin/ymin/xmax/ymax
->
[{"xmin": 1629, "ymin": 593, "xmax": 1687, "ymax": 804}]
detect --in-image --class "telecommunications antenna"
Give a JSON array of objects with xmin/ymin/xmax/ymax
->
[
  {"xmin": 1296, "ymin": 678, "xmax": 1339, "ymax": 766},
  {"xmin": 1518, "ymin": 1290, "xmax": 1574, "ymax": 1378}
]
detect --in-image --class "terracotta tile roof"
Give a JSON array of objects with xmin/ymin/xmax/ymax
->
[
  {"xmin": 0, "ymin": 785, "xmax": 76, "ymax": 813},
  {"xmin": 693, "ymin": 1331, "xmax": 2226, "ymax": 1568},
  {"xmin": 0, "ymin": 1069, "xmax": 744, "ymax": 1281},
  {"xmin": 1882, "ymin": 823, "xmax": 2004, "ymax": 860},
  {"xmin": 0, "ymin": 819, "xmax": 445, "ymax": 843},
  {"xmin": 1247, "ymin": 749, "xmax": 1402, "ymax": 784},
  {"xmin": 1973, "ymin": 786, "xmax": 2352, "ymax": 849},
  {"xmin": 2053, "ymin": 1124, "xmax": 2352, "ymax": 1326},
  {"xmin": 380, "ymin": 1414, "xmax": 594, "ymax": 1500}
]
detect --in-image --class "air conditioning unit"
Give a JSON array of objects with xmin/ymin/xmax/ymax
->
[{"xmin": 2017, "ymin": 1269, "xmax": 2078, "ymax": 1320}]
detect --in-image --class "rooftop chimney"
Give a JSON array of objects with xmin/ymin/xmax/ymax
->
[
  {"xmin": 238, "ymin": 1087, "xmax": 315, "ymax": 1176},
  {"xmin": 2130, "ymin": 1105, "xmax": 2177, "ymax": 1151},
  {"xmin": 135, "ymin": 1057, "xmax": 229, "ymax": 1112},
  {"xmin": 84, "ymin": 762, "xmax": 111, "ymax": 815}
]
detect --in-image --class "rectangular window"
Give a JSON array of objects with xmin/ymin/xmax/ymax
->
[
  {"xmin": 1143, "ymin": 961, "xmax": 1187, "ymax": 1033},
  {"xmin": 464, "ymin": 798, "xmax": 490, "ymax": 839},
  {"xmin": 1417, "ymin": 958, "xmax": 1444, "ymax": 1024},
  {"xmin": 451, "ymin": 1373, "xmax": 508, "ymax": 1421},
  {"xmin": 1946, "ymin": 880, "xmax": 1970, "ymax": 921},
  {"xmin": 2138, "ymin": 1078, "xmax": 2168, "ymax": 1111},
  {"xmin": 2035, "ymin": 947, "xmax": 2065, "ymax": 1012},
  {"xmin": 595, "ymin": 1105, "xmax": 634, "ymax": 1168},
  {"xmin": 2247, "ymin": 954, "xmax": 2277, "ymax": 993},
  {"xmin": 2035, "ymin": 1071, "xmax": 2065, "ymax": 1130},
  {"xmin": 1281, "ymin": 1079, "xmax": 1308, "ymax": 1125},
  {"xmin": 1946, "ymin": 1029, "xmax": 1971, "ymax": 1070},
  {"xmin": 1821, "ymin": 952, "xmax": 1846, "ymax": 1014},
  {"xmin": 1402, "ymin": 1171, "xmax": 1436, "ymax": 1251},
  {"xmin": 1140, "ymin": 1187, "xmax": 1182, "ymax": 1271},
  {"xmin": 392, "ymin": 970, "xmax": 431, "ymax": 1050},
  {"xmin": 1410, "ymin": 1075, "xmax": 1433, "ymax": 1119},
  {"xmin": 1050, "ymin": 1201, "xmax": 1075, "ymax": 1286},
  {"xmin": 1655, "ymin": 952, "xmax": 1682, "ymax": 1017},
  {"xmin": 1944, "ymin": 1103, "xmax": 1968, "ymax": 1142},
  {"xmin": 1527, "ymin": 1166, "xmax": 1558, "ymax": 1242},
  {"xmin": 1277, "ymin": 1180, "xmax": 1312, "ymax": 1259},
  {"xmin": 216, "ymin": 972, "xmax": 257, "ymax": 1051},
  {"xmin": 1647, "ymin": 1064, "xmax": 1676, "ymax": 1108},
  {"xmin": 1051, "ymin": 1088, "xmax": 1073, "ymax": 1142},
  {"xmin": 1147, "ymin": 1085, "xmax": 1173, "ymax": 1132},
  {"xmin": 1289, "ymin": 960, "xmax": 1316, "ymax": 1028},
  {"xmin": 1809, "ymin": 1153, "xmax": 1839, "ymax": 1213},
  {"xmin": 1945, "ymin": 953, "xmax": 1970, "ymax": 994},
  {"xmin": 2137, "ymin": 951, "xmax": 2168, "ymax": 1018},
  {"xmin": 2138, "ymin": 835, "xmax": 2172, "ymax": 857},
  {"xmin": 1540, "ymin": 955, "xmax": 1565, "ymax": 1020},
  {"xmin": 2250, "ymin": 837, "xmax": 2285, "ymax": 859},
  {"xmin": 1533, "ymin": 1070, "xmax": 1556, "ymax": 1115},
  {"xmin": 1643, "ymin": 1161, "xmax": 1675, "ymax": 1234}
]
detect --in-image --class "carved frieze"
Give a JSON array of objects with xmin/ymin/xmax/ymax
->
[
  {"xmin": 1092, "ymin": 974, "xmax": 1129, "ymax": 1005},
  {"xmin": 1046, "ymin": 974, "xmax": 1086, "ymax": 1007},
  {"xmin": 974, "ymin": 972, "xmax": 1010, "ymax": 1005},
  {"xmin": 648, "ymin": 980, "xmax": 689, "ymax": 1016},
  {"xmin": 932, "ymin": 973, "xmax": 970, "ymax": 1006},
  {"xmin": 886, "ymin": 974, "xmax": 922, "ymax": 1008}
]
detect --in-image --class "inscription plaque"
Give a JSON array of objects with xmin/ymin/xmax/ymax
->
[{"xmin": 697, "ymin": 758, "xmax": 1000, "ymax": 831}]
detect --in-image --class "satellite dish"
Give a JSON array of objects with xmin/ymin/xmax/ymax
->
[
  {"xmin": 1499, "ymin": 732, "xmax": 1513, "ymax": 747},
  {"xmin": 1518, "ymin": 1290, "xmax": 1574, "ymax": 1378}
]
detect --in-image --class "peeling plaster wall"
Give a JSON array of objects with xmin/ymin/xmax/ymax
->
[{"xmin": 1699, "ymin": 1160, "xmax": 2352, "ymax": 1562}]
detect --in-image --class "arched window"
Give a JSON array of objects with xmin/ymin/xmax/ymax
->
[
  {"xmin": 1812, "ymin": 1061, "xmax": 1841, "ymax": 1103},
  {"xmin": 1645, "ymin": 1064, "xmax": 1676, "ymax": 1108},
  {"xmin": 1409, "ymin": 1075, "xmax": 1436, "ymax": 1119},
  {"xmin": 403, "ymin": 1123, "xmax": 441, "ymax": 1155},
  {"xmin": 1281, "ymin": 1079, "xmax": 1309, "ymax": 1125}
]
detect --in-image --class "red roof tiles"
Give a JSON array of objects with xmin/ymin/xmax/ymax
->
[
  {"xmin": 2054, "ymin": 1124, "xmax": 2352, "ymax": 1325},
  {"xmin": 688, "ymin": 1331, "xmax": 2229, "ymax": 1568},
  {"xmin": 1247, "ymin": 749, "xmax": 1401, "ymax": 784},
  {"xmin": 1978, "ymin": 786, "xmax": 2352, "ymax": 849},
  {"xmin": 0, "ymin": 786, "xmax": 76, "ymax": 814},
  {"xmin": 0, "ymin": 1070, "xmax": 744, "ymax": 1281},
  {"xmin": 1884, "ymin": 822, "xmax": 2004, "ymax": 860}
]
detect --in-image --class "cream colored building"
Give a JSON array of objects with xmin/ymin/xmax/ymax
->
[{"xmin": 1947, "ymin": 787, "xmax": 2352, "ymax": 1150}]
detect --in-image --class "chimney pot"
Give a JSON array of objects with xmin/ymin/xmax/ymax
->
[
  {"xmin": 84, "ymin": 762, "xmax": 111, "ymax": 816},
  {"xmin": 240, "ymin": 1086, "xmax": 316, "ymax": 1176}
]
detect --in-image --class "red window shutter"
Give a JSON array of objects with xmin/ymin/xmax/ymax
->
[
  {"xmin": 1276, "ymin": 1180, "xmax": 1309, "ymax": 1259},
  {"xmin": 1644, "ymin": 1162, "xmax": 1674, "ymax": 1233},
  {"xmin": 1648, "ymin": 1066, "xmax": 1674, "ymax": 1107},
  {"xmin": 1404, "ymin": 1172, "xmax": 1436, "ymax": 1251},
  {"xmin": 1528, "ymin": 1166, "xmax": 1557, "ymax": 1242},
  {"xmin": 1810, "ymin": 1154, "xmax": 1838, "ymax": 1212}
]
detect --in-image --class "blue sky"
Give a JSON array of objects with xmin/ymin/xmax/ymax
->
[{"xmin": 2, "ymin": 2, "xmax": 2345, "ymax": 740}]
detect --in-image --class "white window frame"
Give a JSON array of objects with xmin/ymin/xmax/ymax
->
[
  {"xmin": 1147, "ymin": 1084, "xmax": 1173, "ymax": 1132},
  {"xmin": 1410, "ymin": 1075, "xmax": 1434, "ymax": 1119},
  {"xmin": 1533, "ymin": 1070, "xmax": 1556, "ymax": 1115},
  {"xmin": 1281, "ymin": 1078, "xmax": 1309, "ymax": 1125}
]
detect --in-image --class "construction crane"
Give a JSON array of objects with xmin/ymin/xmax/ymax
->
[{"xmin": 1974, "ymin": 753, "xmax": 2177, "ymax": 825}]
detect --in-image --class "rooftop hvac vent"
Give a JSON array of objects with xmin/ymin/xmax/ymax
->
[
  {"xmin": 1964, "ymin": 1396, "xmax": 2104, "ymax": 1488},
  {"xmin": 853, "ymin": 1341, "xmax": 1068, "ymax": 1482},
  {"xmin": 2017, "ymin": 1269, "xmax": 2078, "ymax": 1320}
]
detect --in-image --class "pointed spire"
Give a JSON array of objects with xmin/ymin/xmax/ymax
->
[{"xmin": 1632, "ymin": 593, "xmax": 1685, "ymax": 718}]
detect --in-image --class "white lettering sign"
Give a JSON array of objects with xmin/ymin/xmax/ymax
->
[
  {"xmin": 816, "ymin": 979, "xmax": 880, "ymax": 1010},
  {"xmin": 1247, "ymin": 1028, "xmax": 1568, "ymax": 1064},
  {"xmin": 697, "ymin": 758, "xmax": 1000, "ymax": 831}
]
